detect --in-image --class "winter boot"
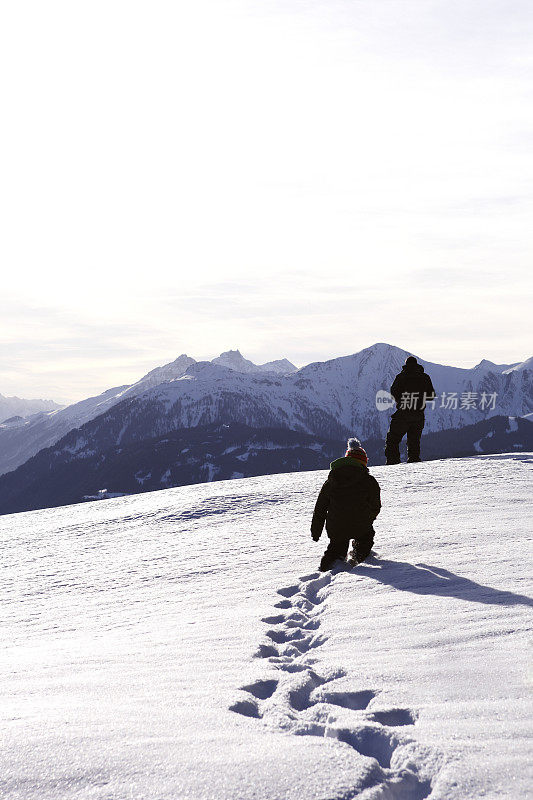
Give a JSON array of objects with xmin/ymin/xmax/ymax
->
[
  {"xmin": 319, "ymin": 554, "xmax": 340, "ymax": 572},
  {"xmin": 347, "ymin": 536, "xmax": 374, "ymax": 566}
]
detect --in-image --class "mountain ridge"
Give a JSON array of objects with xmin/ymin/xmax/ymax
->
[
  {"xmin": 0, "ymin": 393, "xmax": 62, "ymax": 424},
  {"xmin": 0, "ymin": 343, "xmax": 530, "ymax": 476}
]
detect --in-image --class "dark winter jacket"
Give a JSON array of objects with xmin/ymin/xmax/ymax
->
[
  {"xmin": 311, "ymin": 458, "xmax": 381, "ymax": 540},
  {"xmin": 390, "ymin": 362, "xmax": 436, "ymax": 415}
]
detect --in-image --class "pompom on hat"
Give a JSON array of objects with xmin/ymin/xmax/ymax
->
[{"xmin": 345, "ymin": 437, "xmax": 368, "ymax": 465}]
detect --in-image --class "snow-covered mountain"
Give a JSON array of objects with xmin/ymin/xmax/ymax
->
[
  {"xmin": 50, "ymin": 343, "xmax": 533, "ymax": 450},
  {"xmin": 0, "ymin": 350, "xmax": 296, "ymax": 475},
  {"xmin": 259, "ymin": 357, "xmax": 298, "ymax": 374},
  {"xmin": 0, "ymin": 343, "xmax": 530, "ymax": 477},
  {"xmin": 132, "ymin": 353, "xmax": 197, "ymax": 387},
  {"xmin": 0, "ymin": 356, "xmax": 200, "ymax": 476},
  {"xmin": 0, "ymin": 393, "xmax": 61, "ymax": 423},
  {"xmin": 1, "ymin": 454, "xmax": 531, "ymax": 799},
  {"xmin": 212, "ymin": 349, "xmax": 297, "ymax": 374}
]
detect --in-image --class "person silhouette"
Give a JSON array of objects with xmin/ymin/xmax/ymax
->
[
  {"xmin": 385, "ymin": 356, "xmax": 436, "ymax": 464},
  {"xmin": 311, "ymin": 438, "xmax": 381, "ymax": 571}
]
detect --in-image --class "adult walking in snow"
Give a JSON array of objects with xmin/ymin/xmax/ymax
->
[
  {"xmin": 311, "ymin": 438, "xmax": 381, "ymax": 572},
  {"xmin": 385, "ymin": 355, "xmax": 436, "ymax": 464}
]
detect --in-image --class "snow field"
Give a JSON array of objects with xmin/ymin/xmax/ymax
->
[{"xmin": 1, "ymin": 453, "xmax": 531, "ymax": 799}]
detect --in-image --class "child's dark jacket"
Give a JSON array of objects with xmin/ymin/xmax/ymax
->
[{"xmin": 311, "ymin": 458, "xmax": 381, "ymax": 540}]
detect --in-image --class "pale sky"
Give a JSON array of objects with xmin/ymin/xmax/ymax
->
[{"xmin": 1, "ymin": 0, "xmax": 532, "ymax": 403}]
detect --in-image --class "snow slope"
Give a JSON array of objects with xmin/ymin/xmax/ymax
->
[{"xmin": 1, "ymin": 455, "xmax": 531, "ymax": 799}]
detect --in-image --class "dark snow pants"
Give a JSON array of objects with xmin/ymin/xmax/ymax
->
[
  {"xmin": 385, "ymin": 412, "xmax": 424, "ymax": 464},
  {"xmin": 320, "ymin": 525, "xmax": 375, "ymax": 569}
]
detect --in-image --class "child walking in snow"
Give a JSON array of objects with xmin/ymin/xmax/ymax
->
[{"xmin": 311, "ymin": 438, "xmax": 381, "ymax": 572}]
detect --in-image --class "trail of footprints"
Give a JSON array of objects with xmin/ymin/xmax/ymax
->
[{"xmin": 230, "ymin": 570, "xmax": 441, "ymax": 799}]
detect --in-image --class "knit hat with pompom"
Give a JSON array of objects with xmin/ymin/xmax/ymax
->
[{"xmin": 345, "ymin": 437, "xmax": 368, "ymax": 465}]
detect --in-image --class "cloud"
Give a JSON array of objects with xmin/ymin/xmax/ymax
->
[
  {"xmin": 408, "ymin": 268, "xmax": 508, "ymax": 288},
  {"xmin": 1, "ymin": 1, "xmax": 532, "ymax": 397},
  {"xmin": 450, "ymin": 194, "xmax": 533, "ymax": 214}
]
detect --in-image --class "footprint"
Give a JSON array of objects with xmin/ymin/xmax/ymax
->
[
  {"xmin": 268, "ymin": 655, "xmax": 292, "ymax": 665},
  {"xmin": 293, "ymin": 720, "xmax": 432, "ymax": 799},
  {"xmin": 240, "ymin": 679, "xmax": 278, "ymax": 700},
  {"xmin": 314, "ymin": 689, "xmax": 378, "ymax": 711},
  {"xmin": 278, "ymin": 639, "xmax": 315, "ymax": 658},
  {"xmin": 292, "ymin": 597, "xmax": 321, "ymax": 612},
  {"xmin": 266, "ymin": 628, "xmax": 305, "ymax": 644},
  {"xmin": 229, "ymin": 698, "xmax": 261, "ymax": 718},
  {"xmin": 367, "ymin": 708, "xmax": 417, "ymax": 726},
  {"xmin": 276, "ymin": 662, "xmax": 311, "ymax": 673},
  {"xmin": 289, "ymin": 634, "xmax": 327, "ymax": 654},
  {"xmin": 271, "ymin": 609, "xmax": 317, "ymax": 629},
  {"xmin": 277, "ymin": 585, "xmax": 300, "ymax": 598},
  {"xmin": 254, "ymin": 643, "xmax": 279, "ymax": 658},
  {"xmin": 335, "ymin": 724, "xmax": 399, "ymax": 768},
  {"xmin": 288, "ymin": 670, "xmax": 328, "ymax": 711},
  {"xmin": 283, "ymin": 609, "xmax": 312, "ymax": 624},
  {"xmin": 285, "ymin": 617, "xmax": 320, "ymax": 631},
  {"xmin": 301, "ymin": 575, "xmax": 331, "ymax": 603},
  {"xmin": 261, "ymin": 614, "xmax": 286, "ymax": 624}
]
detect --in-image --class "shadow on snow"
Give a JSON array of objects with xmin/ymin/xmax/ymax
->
[{"xmin": 352, "ymin": 558, "xmax": 533, "ymax": 607}]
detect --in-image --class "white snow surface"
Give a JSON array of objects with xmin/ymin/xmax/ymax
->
[{"xmin": 1, "ymin": 454, "xmax": 532, "ymax": 800}]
